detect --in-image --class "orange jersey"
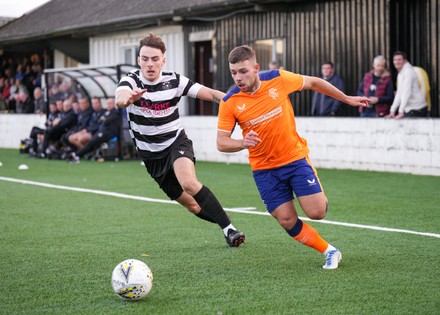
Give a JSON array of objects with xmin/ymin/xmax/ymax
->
[{"xmin": 218, "ymin": 70, "xmax": 310, "ymax": 170}]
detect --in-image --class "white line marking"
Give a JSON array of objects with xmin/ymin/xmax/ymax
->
[{"xmin": 1, "ymin": 176, "xmax": 439, "ymax": 239}]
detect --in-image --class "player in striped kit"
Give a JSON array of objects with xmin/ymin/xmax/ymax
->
[{"xmin": 115, "ymin": 33, "xmax": 245, "ymax": 247}]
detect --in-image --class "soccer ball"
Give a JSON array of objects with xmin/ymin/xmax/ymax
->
[{"xmin": 111, "ymin": 259, "xmax": 153, "ymax": 301}]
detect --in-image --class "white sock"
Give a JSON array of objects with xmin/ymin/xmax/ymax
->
[
  {"xmin": 222, "ymin": 224, "xmax": 235, "ymax": 236},
  {"xmin": 324, "ymin": 244, "xmax": 337, "ymax": 255}
]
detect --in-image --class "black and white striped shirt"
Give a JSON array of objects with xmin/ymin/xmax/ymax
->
[{"xmin": 116, "ymin": 69, "xmax": 202, "ymax": 159}]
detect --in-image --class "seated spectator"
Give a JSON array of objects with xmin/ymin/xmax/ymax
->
[
  {"xmin": 0, "ymin": 77, "xmax": 10, "ymax": 111},
  {"xmin": 33, "ymin": 87, "xmax": 46, "ymax": 114},
  {"xmin": 28, "ymin": 103, "xmax": 60, "ymax": 157},
  {"xmin": 68, "ymin": 97, "xmax": 105, "ymax": 151},
  {"xmin": 9, "ymin": 78, "xmax": 28, "ymax": 112},
  {"xmin": 61, "ymin": 97, "xmax": 92, "ymax": 152},
  {"xmin": 311, "ymin": 61, "xmax": 345, "ymax": 116},
  {"xmin": 357, "ymin": 55, "xmax": 394, "ymax": 117},
  {"xmin": 40, "ymin": 99, "xmax": 77, "ymax": 158},
  {"xmin": 15, "ymin": 91, "xmax": 34, "ymax": 113},
  {"xmin": 387, "ymin": 51, "xmax": 428, "ymax": 119},
  {"xmin": 70, "ymin": 98, "xmax": 120, "ymax": 163}
]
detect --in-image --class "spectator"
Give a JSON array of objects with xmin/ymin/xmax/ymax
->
[
  {"xmin": 16, "ymin": 91, "xmax": 34, "ymax": 113},
  {"xmin": 29, "ymin": 103, "xmax": 60, "ymax": 157},
  {"xmin": 387, "ymin": 51, "xmax": 428, "ymax": 119},
  {"xmin": 268, "ymin": 60, "xmax": 283, "ymax": 70},
  {"xmin": 413, "ymin": 66, "xmax": 431, "ymax": 114},
  {"xmin": 68, "ymin": 97, "xmax": 105, "ymax": 151},
  {"xmin": 33, "ymin": 87, "xmax": 46, "ymax": 114},
  {"xmin": 357, "ymin": 55, "xmax": 394, "ymax": 117},
  {"xmin": 0, "ymin": 77, "xmax": 10, "ymax": 111},
  {"xmin": 69, "ymin": 98, "xmax": 120, "ymax": 163},
  {"xmin": 40, "ymin": 99, "xmax": 77, "ymax": 158},
  {"xmin": 311, "ymin": 61, "xmax": 345, "ymax": 116},
  {"xmin": 62, "ymin": 97, "xmax": 92, "ymax": 149},
  {"xmin": 9, "ymin": 78, "xmax": 28, "ymax": 112}
]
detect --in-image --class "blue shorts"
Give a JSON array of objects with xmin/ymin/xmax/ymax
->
[{"xmin": 252, "ymin": 158, "xmax": 323, "ymax": 213}]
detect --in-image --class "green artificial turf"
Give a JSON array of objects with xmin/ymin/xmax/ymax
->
[{"xmin": 0, "ymin": 149, "xmax": 439, "ymax": 314}]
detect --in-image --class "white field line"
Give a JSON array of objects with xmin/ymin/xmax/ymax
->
[{"xmin": 1, "ymin": 176, "xmax": 439, "ymax": 239}]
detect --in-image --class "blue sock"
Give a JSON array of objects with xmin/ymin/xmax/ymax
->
[{"xmin": 286, "ymin": 218, "xmax": 303, "ymax": 237}]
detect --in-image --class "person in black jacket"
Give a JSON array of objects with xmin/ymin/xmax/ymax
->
[
  {"xmin": 28, "ymin": 103, "xmax": 60, "ymax": 156},
  {"xmin": 40, "ymin": 99, "xmax": 77, "ymax": 158},
  {"xmin": 69, "ymin": 98, "xmax": 120, "ymax": 162},
  {"xmin": 67, "ymin": 97, "xmax": 105, "ymax": 151}
]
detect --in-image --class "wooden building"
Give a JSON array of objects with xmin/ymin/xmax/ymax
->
[{"xmin": 0, "ymin": 0, "xmax": 438, "ymax": 117}]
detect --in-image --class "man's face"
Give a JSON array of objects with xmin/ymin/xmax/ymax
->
[
  {"xmin": 106, "ymin": 98, "xmax": 115, "ymax": 110},
  {"xmin": 321, "ymin": 64, "xmax": 334, "ymax": 78},
  {"xmin": 138, "ymin": 46, "xmax": 166, "ymax": 82},
  {"xmin": 79, "ymin": 98, "xmax": 89, "ymax": 111},
  {"xmin": 373, "ymin": 60, "xmax": 386, "ymax": 76},
  {"xmin": 393, "ymin": 55, "xmax": 406, "ymax": 72},
  {"xmin": 229, "ymin": 59, "xmax": 260, "ymax": 93},
  {"xmin": 92, "ymin": 98, "xmax": 101, "ymax": 111}
]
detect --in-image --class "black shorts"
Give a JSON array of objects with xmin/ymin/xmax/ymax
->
[{"xmin": 142, "ymin": 132, "xmax": 195, "ymax": 200}]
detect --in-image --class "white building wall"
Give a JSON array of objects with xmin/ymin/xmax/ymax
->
[{"xmin": 2, "ymin": 115, "xmax": 439, "ymax": 177}]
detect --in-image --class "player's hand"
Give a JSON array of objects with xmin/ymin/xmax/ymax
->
[
  {"xmin": 243, "ymin": 130, "xmax": 262, "ymax": 148},
  {"xmin": 116, "ymin": 89, "xmax": 148, "ymax": 107},
  {"xmin": 343, "ymin": 96, "xmax": 372, "ymax": 107}
]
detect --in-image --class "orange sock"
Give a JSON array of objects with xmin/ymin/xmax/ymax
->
[{"xmin": 293, "ymin": 221, "xmax": 328, "ymax": 253}]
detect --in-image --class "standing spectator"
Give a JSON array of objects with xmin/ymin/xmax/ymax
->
[
  {"xmin": 357, "ymin": 55, "xmax": 394, "ymax": 117},
  {"xmin": 387, "ymin": 51, "xmax": 428, "ymax": 119},
  {"xmin": 311, "ymin": 61, "xmax": 345, "ymax": 116},
  {"xmin": 69, "ymin": 98, "xmax": 120, "ymax": 162},
  {"xmin": 413, "ymin": 66, "xmax": 431, "ymax": 114},
  {"xmin": 33, "ymin": 87, "xmax": 46, "ymax": 114},
  {"xmin": 268, "ymin": 60, "xmax": 282, "ymax": 70}
]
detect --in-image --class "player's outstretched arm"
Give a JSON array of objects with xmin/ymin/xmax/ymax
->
[
  {"xmin": 302, "ymin": 75, "xmax": 370, "ymax": 108},
  {"xmin": 197, "ymin": 86, "xmax": 225, "ymax": 104},
  {"xmin": 115, "ymin": 89, "xmax": 147, "ymax": 108}
]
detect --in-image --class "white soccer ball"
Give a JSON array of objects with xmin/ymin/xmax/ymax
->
[{"xmin": 111, "ymin": 259, "xmax": 153, "ymax": 301}]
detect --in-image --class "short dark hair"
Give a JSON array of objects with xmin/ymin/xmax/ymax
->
[
  {"xmin": 228, "ymin": 45, "xmax": 256, "ymax": 64},
  {"xmin": 322, "ymin": 61, "xmax": 334, "ymax": 68},
  {"xmin": 393, "ymin": 51, "xmax": 407, "ymax": 60},
  {"xmin": 139, "ymin": 33, "xmax": 166, "ymax": 54}
]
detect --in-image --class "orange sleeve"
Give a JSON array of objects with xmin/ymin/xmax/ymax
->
[
  {"xmin": 218, "ymin": 100, "xmax": 236, "ymax": 133},
  {"xmin": 280, "ymin": 70, "xmax": 304, "ymax": 94}
]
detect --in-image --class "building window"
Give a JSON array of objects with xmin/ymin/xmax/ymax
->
[
  {"xmin": 253, "ymin": 38, "xmax": 285, "ymax": 71},
  {"xmin": 123, "ymin": 47, "xmax": 138, "ymax": 65}
]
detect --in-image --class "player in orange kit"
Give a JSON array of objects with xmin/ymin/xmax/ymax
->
[{"xmin": 217, "ymin": 45, "xmax": 371, "ymax": 269}]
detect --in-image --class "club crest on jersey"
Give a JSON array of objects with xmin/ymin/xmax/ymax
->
[
  {"xmin": 269, "ymin": 88, "xmax": 279, "ymax": 100},
  {"xmin": 162, "ymin": 81, "xmax": 173, "ymax": 90},
  {"xmin": 237, "ymin": 104, "xmax": 246, "ymax": 111},
  {"xmin": 179, "ymin": 150, "xmax": 185, "ymax": 155}
]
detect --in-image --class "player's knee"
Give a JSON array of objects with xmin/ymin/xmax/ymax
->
[
  {"xmin": 307, "ymin": 205, "xmax": 327, "ymax": 220},
  {"xmin": 277, "ymin": 216, "xmax": 297, "ymax": 230},
  {"xmin": 180, "ymin": 180, "xmax": 201, "ymax": 196}
]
